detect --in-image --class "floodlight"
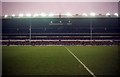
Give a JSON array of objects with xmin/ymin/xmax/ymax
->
[
  {"xmin": 4, "ymin": 14, "xmax": 8, "ymax": 18},
  {"xmin": 19, "ymin": 14, "xmax": 24, "ymax": 17},
  {"xmin": 82, "ymin": 13, "xmax": 88, "ymax": 16},
  {"xmin": 50, "ymin": 21, "xmax": 53, "ymax": 23},
  {"xmin": 26, "ymin": 13, "xmax": 31, "ymax": 17},
  {"xmin": 40, "ymin": 13, "xmax": 47, "ymax": 17},
  {"xmin": 90, "ymin": 12, "xmax": 96, "ymax": 16},
  {"xmin": 106, "ymin": 13, "xmax": 111, "ymax": 16},
  {"xmin": 48, "ymin": 13, "xmax": 54, "ymax": 17},
  {"xmin": 114, "ymin": 13, "xmax": 118, "ymax": 16},
  {"xmin": 12, "ymin": 14, "xmax": 15, "ymax": 17},
  {"xmin": 33, "ymin": 13, "xmax": 39, "ymax": 17},
  {"xmin": 66, "ymin": 12, "xmax": 72, "ymax": 17}
]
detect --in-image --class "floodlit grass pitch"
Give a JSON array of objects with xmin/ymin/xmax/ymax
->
[{"xmin": 3, "ymin": 46, "xmax": 119, "ymax": 76}]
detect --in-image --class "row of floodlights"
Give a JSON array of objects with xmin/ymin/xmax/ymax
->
[{"xmin": 4, "ymin": 12, "xmax": 119, "ymax": 18}]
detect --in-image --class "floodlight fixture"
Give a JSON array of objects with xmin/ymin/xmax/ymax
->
[
  {"xmin": 4, "ymin": 14, "xmax": 8, "ymax": 18},
  {"xmin": 106, "ymin": 13, "xmax": 111, "ymax": 16},
  {"xmin": 12, "ymin": 14, "xmax": 15, "ymax": 17},
  {"xmin": 90, "ymin": 12, "xmax": 96, "ymax": 16},
  {"xmin": 66, "ymin": 12, "xmax": 72, "ymax": 17},
  {"xmin": 59, "ymin": 21, "xmax": 62, "ymax": 23},
  {"xmin": 40, "ymin": 13, "xmax": 47, "ymax": 17},
  {"xmin": 33, "ymin": 13, "xmax": 39, "ymax": 17},
  {"xmin": 82, "ymin": 13, "xmax": 88, "ymax": 16},
  {"xmin": 48, "ymin": 13, "xmax": 54, "ymax": 17},
  {"xmin": 26, "ymin": 13, "xmax": 32, "ymax": 17},
  {"xmin": 50, "ymin": 21, "xmax": 53, "ymax": 23},
  {"xmin": 68, "ymin": 21, "xmax": 71, "ymax": 23},
  {"xmin": 19, "ymin": 13, "xmax": 24, "ymax": 17},
  {"xmin": 114, "ymin": 13, "xmax": 118, "ymax": 16}
]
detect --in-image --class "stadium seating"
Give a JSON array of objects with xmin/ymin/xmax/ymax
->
[{"xmin": 2, "ymin": 18, "xmax": 120, "ymax": 45}]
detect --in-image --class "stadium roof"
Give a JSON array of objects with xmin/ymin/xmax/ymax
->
[{"xmin": 2, "ymin": 13, "xmax": 119, "ymax": 18}]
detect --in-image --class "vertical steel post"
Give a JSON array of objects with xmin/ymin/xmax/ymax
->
[
  {"xmin": 90, "ymin": 19, "xmax": 93, "ymax": 44},
  {"xmin": 29, "ymin": 19, "xmax": 31, "ymax": 45}
]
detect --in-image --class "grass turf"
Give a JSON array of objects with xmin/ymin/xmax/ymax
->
[{"xmin": 2, "ymin": 46, "xmax": 119, "ymax": 76}]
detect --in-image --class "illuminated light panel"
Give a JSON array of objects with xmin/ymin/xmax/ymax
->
[
  {"xmin": 4, "ymin": 14, "xmax": 8, "ymax": 18},
  {"xmin": 33, "ymin": 13, "xmax": 39, "ymax": 17},
  {"xmin": 82, "ymin": 13, "xmax": 88, "ymax": 16},
  {"xmin": 50, "ymin": 21, "xmax": 53, "ymax": 23},
  {"xmin": 48, "ymin": 13, "xmax": 54, "ymax": 17},
  {"xmin": 114, "ymin": 13, "xmax": 118, "ymax": 16},
  {"xmin": 106, "ymin": 13, "xmax": 111, "ymax": 16},
  {"xmin": 3, "ymin": 13, "xmax": 119, "ymax": 18},
  {"xmin": 66, "ymin": 12, "xmax": 72, "ymax": 17},
  {"xmin": 12, "ymin": 14, "xmax": 15, "ymax": 17},
  {"xmin": 40, "ymin": 13, "xmax": 47, "ymax": 17},
  {"xmin": 90, "ymin": 12, "xmax": 96, "ymax": 16},
  {"xmin": 26, "ymin": 13, "xmax": 32, "ymax": 17},
  {"xmin": 19, "ymin": 14, "xmax": 24, "ymax": 17}
]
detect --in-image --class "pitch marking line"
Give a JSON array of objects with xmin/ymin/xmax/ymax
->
[{"xmin": 64, "ymin": 46, "xmax": 96, "ymax": 77}]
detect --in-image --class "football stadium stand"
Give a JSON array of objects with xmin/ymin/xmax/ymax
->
[{"xmin": 2, "ymin": 14, "xmax": 120, "ymax": 45}]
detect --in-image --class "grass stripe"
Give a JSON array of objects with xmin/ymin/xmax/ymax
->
[{"xmin": 64, "ymin": 46, "xmax": 96, "ymax": 77}]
